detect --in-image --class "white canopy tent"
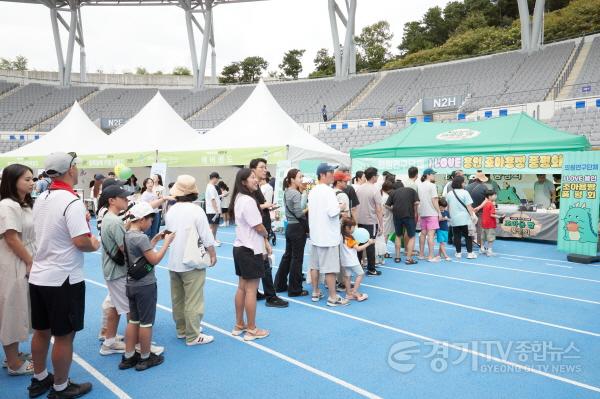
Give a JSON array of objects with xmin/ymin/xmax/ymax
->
[
  {"xmin": 186, "ymin": 80, "xmax": 349, "ymax": 165},
  {"xmin": 104, "ymin": 91, "xmax": 202, "ymax": 155},
  {"xmin": 0, "ymin": 101, "xmax": 108, "ymax": 160}
]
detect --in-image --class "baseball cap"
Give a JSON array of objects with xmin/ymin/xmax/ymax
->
[
  {"xmin": 99, "ymin": 184, "xmax": 129, "ymax": 201},
  {"xmin": 129, "ymin": 202, "xmax": 155, "ymax": 221},
  {"xmin": 316, "ymin": 163, "xmax": 335, "ymax": 176},
  {"xmin": 209, "ymin": 172, "xmax": 220, "ymax": 180},
  {"xmin": 94, "ymin": 173, "xmax": 106, "ymax": 180},
  {"xmin": 422, "ymin": 168, "xmax": 437, "ymax": 176},
  {"xmin": 101, "ymin": 178, "xmax": 127, "ymax": 190},
  {"xmin": 44, "ymin": 152, "xmax": 78, "ymax": 177},
  {"xmin": 333, "ymin": 170, "xmax": 351, "ymax": 182}
]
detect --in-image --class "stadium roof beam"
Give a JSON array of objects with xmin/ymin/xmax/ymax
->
[
  {"xmin": 518, "ymin": 0, "xmax": 545, "ymax": 52},
  {"xmin": 0, "ymin": 0, "xmax": 264, "ymax": 88},
  {"xmin": 328, "ymin": 0, "xmax": 356, "ymax": 79}
]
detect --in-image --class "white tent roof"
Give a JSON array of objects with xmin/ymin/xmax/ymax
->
[
  {"xmin": 1, "ymin": 101, "xmax": 108, "ymax": 157},
  {"xmin": 105, "ymin": 91, "xmax": 201, "ymax": 153},
  {"xmin": 192, "ymin": 80, "xmax": 349, "ymax": 165}
]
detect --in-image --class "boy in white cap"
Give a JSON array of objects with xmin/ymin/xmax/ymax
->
[{"xmin": 119, "ymin": 202, "xmax": 175, "ymax": 372}]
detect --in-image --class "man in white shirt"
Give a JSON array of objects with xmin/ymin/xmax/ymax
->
[
  {"xmin": 28, "ymin": 152, "xmax": 100, "ymax": 399},
  {"xmin": 533, "ymin": 174, "xmax": 556, "ymax": 209},
  {"xmin": 308, "ymin": 163, "xmax": 348, "ymax": 307},
  {"xmin": 417, "ymin": 168, "xmax": 442, "ymax": 262},
  {"xmin": 205, "ymin": 172, "xmax": 222, "ymax": 245}
]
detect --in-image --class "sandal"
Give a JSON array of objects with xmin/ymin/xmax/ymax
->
[
  {"xmin": 244, "ymin": 328, "xmax": 269, "ymax": 341},
  {"xmin": 7, "ymin": 359, "xmax": 34, "ymax": 376},
  {"xmin": 311, "ymin": 292, "xmax": 324, "ymax": 302},
  {"xmin": 405, "ymin": 258, "xmax": 418, "ymax": 265},
  {"xmin": 384, "ymin": 253, "xmax": 392, "ymax": 259},
  {"xmin": 394, "ymin": 258, "xmax": 401, "ymax": 263},
  {"xmin": 2, "ymin": 352, "xmax": 31, "ymax": 368},
  {"xmin": 354, "ymin": 292, "xmax": 369, "ymax": 302},
  {"xmin": 231, "ymin": 324, "xmax": 247, "ymax": 336}
]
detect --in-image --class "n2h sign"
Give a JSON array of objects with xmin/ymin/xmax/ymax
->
[{"xmin": 557, "ymin": 151, "xmax": 600, "ymax": 257}]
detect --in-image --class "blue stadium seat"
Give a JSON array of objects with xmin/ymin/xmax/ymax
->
[{"xmin": 576, "ymin": 101, "xmax": 586, "ymax": 109}]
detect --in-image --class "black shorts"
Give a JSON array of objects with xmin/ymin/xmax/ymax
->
[
  {"xmin": 126, "ymin": 283, "xmax": 157, "ymax": 328},
  {"xmin": 394, "ymin": 216, "xmax": 417, "ymax": 238},
  {"xmin": 221, "ymin": 207, "xmax": 228, "ymax": 214},
  {"xmin": 29, "ymin": 278, "xmax": 85, "ymax": 336},
  {"xmin": 233, "ymin": 246, "xmax": 265, "ymax": 280},
  {"xmin": 207, "ymin": 214, "xmax": 221, "ymax": 225}
]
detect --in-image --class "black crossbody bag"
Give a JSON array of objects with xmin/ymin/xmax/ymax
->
[{"xmin": 123, "ymin": 233, "xmax": 154, "ymax": 280}]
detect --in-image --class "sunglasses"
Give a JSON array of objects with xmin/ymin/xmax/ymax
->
[{"xmin": 68, "ymin": 152, "xmax": 78, "ymax": 168}]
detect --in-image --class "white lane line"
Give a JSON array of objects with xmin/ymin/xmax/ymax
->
[
  {"xmin": 453, "ymin": 260, "xmax": 600, "ymax": 284},
  {"xmin": 377, "ymin": 266, "xmax": 600, "ymax": 305},
  {"xmin": 48, "ymin": 328, "xmax": 132, "ymax": 399},
  {"xmin": 500, "ymin": 257, "xmax": 522, "ymax": 262},
  {"xmin": 85, "ymin": 278, "xmax": 381, "ymax": 399},
  {"xmin": 204, "ymin": 275, "xmax": 600, "ymax": 395},
  {"xmin": 546, "ymin": 263, "xmax": 574, "ymax": 269},
  {"xmin": 229, "ymin": 258, "xmax": 600, "ymax": 337},
  {"xmin": 359, "ymin": 283, "xmax": 600, "ymax": 338},
  {"xmin": 72, "ymin": 353, "xmax": 132, "ymax": 399}
]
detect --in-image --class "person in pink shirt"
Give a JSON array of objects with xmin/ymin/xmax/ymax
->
[{"xmin": 229, "ymin": 168, "xmax": 272, "ymax": 341}]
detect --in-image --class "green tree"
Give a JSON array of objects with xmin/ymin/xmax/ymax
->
[
  {"xmin": 172, "ymin": 66, "xmax": 191, "ymax": 76},
  {"xmin": 313, "ymin": 48, "xmax": 335, "ymax": 74},
  {"xmin": 153, "ymin": 70, "xmax": 163, "ymax": 75},
  {"xmin": 135, "ymin": 66, "xmax": 148, "ymax": 75},
  {"xmin": 0, "ymin": 58, "xmax": 12, "ymax": 70},
  {"xmin": 443, "ymin": 1, "xmax": 468, "ymax": 34},
  {"xmin": 423, "ymin": 7, "xmax": 449, "ymax": 46},
  {"xmin": 279, "ymin": 49, "xmax": 305, "ymax": 79},
  {"xmin": 354, "ymin": 20, "xmax": 393, "ymax": 71},
  {"xmin": 12, "ymin": 55, "xmax": 28, "ymax": 71},
  {"xmin": 219, "ymin": 62, "xmax": 241, "ymax": 83},
  {"xmin": 455, "ymin": 11, "xmax": 489, "ymax": 35},
  {"xmin": 398, "ymin": 21, "xmax": 432, "ymax": 55},
  {"xmin": 239, "ymin": 56, "xmax": 268, "ymax": 83}
]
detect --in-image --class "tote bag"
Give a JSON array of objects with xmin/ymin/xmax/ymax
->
[{"xmin": 182, "ymin": 225, "xmax": 211, "ymax": 269}]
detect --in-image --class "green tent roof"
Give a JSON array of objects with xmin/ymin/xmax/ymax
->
[{"xmin": 351, "ymin": 113, "xmax": 590, "ymax": 159}]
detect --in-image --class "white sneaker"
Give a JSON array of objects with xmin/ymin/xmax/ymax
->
[
  {"xmin": 135, "ymin": 343, "xmax": 165, "ymax": 356},
  {"xmin": 186, "ymin": 333, "xmax": 214, "ymax": 346},
  {"xmin": 214, "ymin": 241, "xmax": 222, "ymax": 247},
  {"xmin": 486, "ymin": 249, "xmax": 494, "ymax": 256},
  {"xmin": 467, "ymin": 252, "xmax": 477, "ymax": 259},
  {"xmin": 99, "ymin": 340, "xmax": 126, "ymax": 355},
  {"xmin": 479, "ymin": 247, "xmax": 487, "ymax": 254},
  {"xmin": 455, "ymin": 252, "xmax": 462, "ymax": 259}
]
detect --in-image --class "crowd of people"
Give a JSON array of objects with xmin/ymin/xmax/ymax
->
[{"xmin": 0, "ymin": 149, "xmax": 550, "ymax": 398}]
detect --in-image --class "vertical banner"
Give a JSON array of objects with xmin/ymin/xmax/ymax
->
[
  {"xmin": 557, "ymin": 152, "xmax": 600, "ymax": 256},
  {"xmin": 272, "ymin": 160, "xmax": 292, "ymax": 232}
]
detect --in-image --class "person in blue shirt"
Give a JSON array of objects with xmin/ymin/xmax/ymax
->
[{"xmin": 436, "ymin": 198, "xmax": 451, "ymax": 261}]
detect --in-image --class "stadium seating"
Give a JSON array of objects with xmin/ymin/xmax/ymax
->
[
  {"xmin": 188, "ymin": 85, "xmax": 254, "ymax": 129},
  {"xmin": 316, "ymin": 123, "xmax": 401, "ymax": 152},
  {"xmin": 348, "ymin": 41, "xmax": 575, "ymax": 118},
  {"xmin": 0, "ymin": 83, "xmax": 97, "ymax": 131},
  {"xmin": 0, "ymin": 80, "xmax": 18, "ymax": 96},
  {"xmin": 546, "ymin": 104, "xmax": 600, "ymax": 145},
  {"xmin": 569, "ymin": 36, "xmax": 600, "ymax": 97}
]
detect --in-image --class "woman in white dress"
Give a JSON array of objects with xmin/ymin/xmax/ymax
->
[
  {"xmin": 376, "ymin": 180, "xmax": 395, "ymax": 263},
  {"xmin": 0, "ymin": 164, "xmax": 36, "ymax": 375}
]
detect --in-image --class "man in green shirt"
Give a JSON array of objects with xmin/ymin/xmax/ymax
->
[{"xmin": 99, "ymin": 184, "xmax": 130, "ymax": 356}]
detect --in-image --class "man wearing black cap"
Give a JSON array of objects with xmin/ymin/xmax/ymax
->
[
  {"xmin": 98, "ymin": 184, "xmax": 130, "ymax": 357},
  {"xmin": 28, "ymin": 152, "xmax": 99, "ymax": 399},
  {"xmin": 249, "ymin": 158, "xmax": 288, "ymax": 308},
  {"xmin": 205, "ymin": 172, "xmax": 222, "ymax": 245}
]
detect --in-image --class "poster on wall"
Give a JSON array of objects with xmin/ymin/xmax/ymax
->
[{"xmin": 557, "ymin": 152, "xmax": 600, "ymax": 257}]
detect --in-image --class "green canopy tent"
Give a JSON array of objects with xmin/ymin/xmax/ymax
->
[{"xmin": 351, "ymin": 113, "xmax": 590, "ymax": 174}]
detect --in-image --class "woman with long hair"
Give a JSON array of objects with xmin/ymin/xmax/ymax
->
[
  {"xmin": 0, "ymin": 164, "xmax": 36, "ymax": 375},
  {"xmin": 140, "ymin": 178, "xmax": 171, "ymax": 238},
  {"xmin": 274, "ymin": 169, "xmax": 309, "ymax": 297},
  {"xmin": 229, "ymin": 168, "xmax": 271, "ymax": 341}
]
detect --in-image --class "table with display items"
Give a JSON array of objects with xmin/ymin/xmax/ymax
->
[{"xmin": 494, "ymin": 205, "xmax": 559, "ymax": 242}]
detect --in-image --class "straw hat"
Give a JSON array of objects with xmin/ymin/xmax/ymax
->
[
  {"xmin": 473, "ymin": 170, "xmax": 488, "ymax": 182},
  {"xmin": 170, "ymin": 175, "xmax": 199, "ymax": 196}
]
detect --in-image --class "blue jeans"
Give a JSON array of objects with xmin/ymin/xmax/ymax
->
[{"xmin": 145, "ymin": 212, "xmax": 161, "ymax": 239}]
